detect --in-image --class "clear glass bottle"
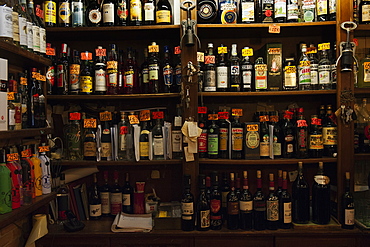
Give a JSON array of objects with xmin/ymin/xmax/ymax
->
[
  {"xmin": 71, "ymin": 0, "xmax": 84, "ymax": 26},
  {"xmin": 229, "ymin": 44, "xmax": 241, "ymax": 92},
  {"xmin": 254, "ymin": 57, "xmax": 268, "ymax": 91},
  {"xmin": 283, "ymin": 57, "xmax": 297, "ymax": 90},
  {"xmin": 298, "ymin": 44, "xmax": 311, "ymax": 90},
  {"xmin": 318, "ymin": 49, "xmax": 332, "ymax": 90},
  {"xmin": 240, "ymin": 47, "xmax": 253, "ymax": 92}
]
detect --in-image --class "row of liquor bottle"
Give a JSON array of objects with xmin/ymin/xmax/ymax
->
[
  {"xmin": 198, "ymin": 42, "xmax": 337, "ymax": 92},
  {"xmin": 197, "ymin": 0, "xmax": 336, "ymax": 24},
  {"xmin": 197, "ymin": 104, "xmax": 337, "ymax": 160},
  {"xmin": 46, "ymin": 42, "xmax": 182, "ymax": 95},
  {"xmin": 180, "ymin": 163, "xmax": 354, "ymax": 231},
  {"xmin": 0, "ymin": 0, "xmax": 48, "ymax": 56},
  {"xmin": 0, "ymin": 143, "xmax": 52, "ymax": 214},
  {"xmin": 63, "ymin": 107, "xmax": 182, "ymax": 161},
  {"xmin": 2, "ymin": 67, "xmax": 47, "ymax": 130}
]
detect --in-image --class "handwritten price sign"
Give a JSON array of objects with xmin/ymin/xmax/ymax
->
[
  {"xmin": 232, "ymin": 109, "xmax": 243, "ymax": 116},
  {"xmin": 38, "ymin": 146, "xmax": 50, "ymax": 153},
  {"xmin": 100, "ymin": 111, "xmax": 112, "ymax": 121},
  {"xmin": 242, "ymin": 48, "xmax": 253, "ymax": 57},
  {"xmin": 198, "ymin": 106, "xmax": 207, "ymax": 114},
  {"xmin": 139, "ymin": 110, "xmax": 151, "ymax": 121},
  {"xmin": 84, "ymin": 118, "xmax": 97, "ymax": 128},
  {"xmin": 268, "ymin": 25, "xmax": 280, "ymax": 34},
  {"xmin": 152, "ymin": 111, "xmax": 164, "ymax": 119}
]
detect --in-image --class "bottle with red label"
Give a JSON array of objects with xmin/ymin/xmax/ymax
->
[
  {"xmin": 107, "ymin": 44, "xmax": 118, "ymax": 95},
  {"xmin": 57, "ymin": 43, "xmax": 69, "ymax": 95},
  {"xmin": 198, "ymin": 107, "xmax": 208, "ymax": 158},
  {"xmin": 79, "ymin": 51, "xmax": 93, "ymax": 95},
  {"xmin": 295, "ymin": 107, "xmax": 309, "ymax": 158},
  {"xmin": 46, "ymin": 43, "xmax": 57, "ymax": 95},
  {"xmin": 218, "ymin": 110, "xmax": 230, "ymax": 159},
  {"xmin": 210, "ymin": 171, "xmax": 222, "ymax": 230},
  {"xmin": 123, "ymin": 47, "xmax": 140, "ymax": 94},
  {"xmin": 309, "ymin": 115, "xmax": 324, "ymax": 158}
]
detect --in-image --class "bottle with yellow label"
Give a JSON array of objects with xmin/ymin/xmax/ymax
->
[
  {"xmin": 283, "ymin": 57, "xmax": 297, "ymax": 90},
  {"xmin": 357, "ymin": 52, "xmax": 370, "ymax": 88},
  {"xmin": 156, "ymin": 0, "xmax": 172, "ymax": 24},
  {"xmin": 80, "ymin": 51, "xmax": 93, "ymax": 95}
]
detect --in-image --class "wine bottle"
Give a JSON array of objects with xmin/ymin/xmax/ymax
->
[
  {"xmin": 156, "ymin": 0, "xmax": 172, "ymax": 24},
  {"xmin": 282, "ymin": 110, "xmax": 295, "ymax": 158},
  {"xmin": 83, "ymin": 119, "xmax": 97, "ymax": 160},
  {"xmin": 312, "ymin": 162, "xmax": 331, "ymax": 225},
  {"xmin": 57, "ymin": 43, "xmax": 69, "ymax": 95},
  {"xmin": 181, "ymin": 174, "xmax": 195, "ymax": 231},
  {"xmin": 261, "ymin": 0, "xmax": 274, "ymax": 23},
  {"xmin": 295, "ymin": 107, "xmax": 308, "ymax": 158},
  {"xmin": 148, "ymin": 42, "xmax": 161, "ymax": 93},
  {"xmin": 253, "ymin": 170, "xmax": 266, "ymax": 230},
  {"xmin": 102, "ymin": 0, "xmax": 115, "ymax": 26},
  {"xmin": 122, "ymin": 172, "xmax": 133, "ymax": 214},
  {"xmin": 152, "ymin": 115, "xmax": 164, "ymax": 160},
  {"xmin": 218, "ymin": 110, "xmax": 229, "ymax": 159},
  {"xmin": 110, "ymin": 170, "xmax": 122, "ymax": 216},
  {"xmin": 216, "ymin": 44, "xmax": 228, "ymax": 92},
  {"xmin": 85, "ymin": 0, "xmax": 101, "ymax": 26},
  {"xmin": 220, "ymin": 172, "xmax": 230, "ymax": 224},
  {"xmin": 140, "ymin": 48, "xmax": 150, "ymax": 93},
  {"xmin": 196, "ymin": 174, "xmax": 211, "ymax": 231},
  {"xmin": 89, "ymin": 174, "xmax": 102, "ymax": 220},
  {"xmin": 271, "ymin": 111, "xmax": 282, "ymax": 158},
  {"xmin": 207, "ymin": 110, "xmax": 219, "ymax": 159},
  {"xmin": 227, "ymin": 172, "xmax": 239, "ymax": 230},
  {"xmin": 239, "ymin": 171, "xmax": 253, "ymax": 230},
  {"xmin": 56, "ymin": 173, "xmax": 69, "ymax": 221},
  {"xmin": 20, "ymin": 145, "xmax": 33, "ymax": 205},
  {"xmin": 100, "ymin": 170, "xmax": 111, "ymax": 216},
  {"xmin": 342, "ymin": 172, "xmax": 354, "ymax": 229},
  {"xmin": 173, "ymin": 46, "xmax": 182, "ymax": 93},
  {"xmin": 360, "ymin": 0, "xmax": 370, "ymax": 24},
  {"xmin": 28, "ymin": 0, "xmax": 40, "ymax": 54},
  {"xmin": 123, "ymin": 47, "xmax": 140, "ymax": 94},
  {"xmin": 292, "ymin": 162, "xmax": 310, "ymax": 224},
  {"xmin": 64, "ymin": 112, "xmax": 82, "ymax": 160},
  {"xmin": 279, "ymin": 171, "xmax": 292, "ymax": 229},
  {"xmin": 266, "ymin": 173, "xmax": 279, "ymax": 230},
  {"xmin": 68, "ymin": 50, "xmax": 81, "ymax": 95},
  {"xmin": 210, "ymin": 171, "xmax": 222, "ymax": 230}
]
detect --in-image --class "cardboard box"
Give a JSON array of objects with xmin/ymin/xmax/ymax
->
[
  {"xmin": 262, "ymin": 43, "xmax": 283, "ymax": 91},
  {"xmin": 244, "ymin": 122, "xmax": 260, "ymax": 160}
]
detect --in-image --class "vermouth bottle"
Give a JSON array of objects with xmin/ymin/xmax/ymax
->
[
  {"xmin": 181, "ymin": 174, "xmax": 195, "ymax": 231},
  {"xmin": 312, "ymin": 162, "xmax": 331, "ymax": 225},
  {"xmin": 197, "ymin": 174, "xmax": 211, "ymax": 231},
  {"xmin": 292, "ymin": 162, "xmax": 309, "ymax": 224},
  {"xmin": 89, "ymin": 174, "xmax": 102, "ymax": 220},
  {"xmin": 253, "ymin": 170, "xmax": 266, "ymax": 230}
]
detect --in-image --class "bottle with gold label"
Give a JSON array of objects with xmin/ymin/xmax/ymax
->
[
  {"xmin": 322, "ymin": 105, "xmax": 337, "ymax": 157},
  {"xmin": 283, "ymin": 57, "xmax": 297, "ymax": 90},
  {"xmin": 44, "ymin": 0, "xmax": 57, "ymax": 27},
  {"xmin": 129, "ymin": 0, "xmax": 142, "ymax": 25},
  {"xmin": 309, "ymin": 115, "xmax": 323, "ymax": 158},
  {"xmin": 139, "ymin": 119, "xmax": 150, "ymax": 160},
  {"xmin": 58, "ymin": 0, "xmax": 71, "ymax": 27},
  {"xmin": 156, "ymin": 0, "xmax": 172, "ymax": 24},
  {"xmin": 100, "ymin": 112, "xmax": 112, "ymax": 161},
  {"xmin": 80, "ymin": 51, "xmax": 93, "ymax": 95},
  {"xmin": 83, "ymin": 118, "xmax": 97, "ymax": 160}
]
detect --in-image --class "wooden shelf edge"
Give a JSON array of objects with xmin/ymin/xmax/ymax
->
[
  {"xmin": 198, "ymin": 21, "xmax": 336, "ymax": 28},
  {"xmin": 354, "ymin": 153, "xmax": 370, "ymax": 161},
  {"xmin": 46, "ymin": 25, "xmax": 180, "ymax": 32},
  {"xmin": 0, "ymin": 128, "xmax": 52, "ymax": 140},
  {"xmin": 0, "ymin": 192, "xmax": 56, "ymax": 229},
  {"xmin": 198, "ymin": 90, "xmax": 336, "ymax": 97},
  {"xmin": 354, "ymin": 88, "xmax": 370, "ymax": 94},
  {"xmin": 199, "ymin": 158, "xmax": 337, "ymax": 165},
  {"xmin": 59, "ymin": 159, "xmax": 183, "ymax": 166},
  {"xmin": 0, "ymin": 41, "xmax": 51, "ymax": 66},
  {"xmin": 47, "ymin": 93, "xmax": 180, "ymax": 100}
]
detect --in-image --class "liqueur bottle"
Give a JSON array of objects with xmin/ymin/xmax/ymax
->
[
  {"xmin": 261, "ymin": 0, "xmax": 274, "ymax": 23},
  {"xmin": 57, "ymin": 43, "xmax": 69, "ymax": 95},
  {"xmin": 143, "ymin": 0, "xmax": 155, "ymax": 25},
  {"xmin": 94, "ymin": 46, "xmax": 107, "ymax": 94},
  {"xmin": 259, "ymin": 112, "xmax": 270, "ymax": 159},
  {"xmin": 118, "ymin": 112, "xmax": 134, "ymax": 161},
  {"xmin": 89, "ymin": 174, "xmax": 102, "ymax": 220},
  {"xmin": 102, "ymin": 0, "xmax": 115, "ymax": 26},
  {"xmin": 220, "ymin": 172, "xmax": 230, "ymax": 224},
  {"xmin": 295, "ymin": 107, "xmax": 309, "ymax": 158},
  {"xmin": 172, "ymin": 105, "xmax": 183, "ymax": 159},
  {"xmin": 360, "ymin": 0, "xmax": 370, "ymax": 24},
  {"xmin": 292, "ymin": 162, "xmax": 310, "ymax": 224},
  {"xmin": 181, "ymin": 174, "xmax": 195, "ymax": 231},
  {"xmin": 198, "ymin": 110, "xmax": 208, "ymax": 158},
  {"xmin": 322, "ymin": 105, "xmax": 337, "ymax": 157},
  {"xmin": 283, "ymin": 57, "xmax": 297, "ymax": 90},
  {"xmin": 307, "ymin": 44, "xmax": 319, "ymax": 90},
  {"xmin": 266, "ymin": 173, "xmax": 279, "ymax": 230},
  {"xmin": 229, "ymin": 44, "xmax": 241, "ymax": 92},
  {"xmin": 0, "ymin": 150, "xmax": 12, "ymax": 214},
  {"xmin": 253, "ymin": 170, "xmax": 266, "ymax": 230},
  {"xmin": 312, "ymin": 162, "xmax": 331, "ymax": 225},
  {"xmin": 100, "ymin": 111, "xmax": 112, "ymax": 161},
  {"xmin": 156, "ymin": 0, "xmax": 172, "ymax": 24},
  {"xmin": 148, "ymin": 42, "xmax": 161, "ymax": 93},
  {"xmin": 64, "ymin": 112, "xmax": 82, "ymax": 160},
  {"xmin": 69, "ymin": 50, "xmax": 81, "ymax": 95},
  {"xmin": 56, "ymin": 173, "xmax": 69, "ymax": 220},
  {"xmin": 116, "ymin": 0, "xmax": 128, "ymax": 25},
  {"xmin": 254, "ymin": 57, "xmax": 268, "ymax": 91},
  {"xmin": 85, "ymin": 0, "xmax": 101, "ymax": 26},
  {"xmin": 309, "ymin": 115, "xmax": 324, "ymax": 158},
  {"xmin": 216, "ymin": 44, "xmax": 228, "ymax": 92},
  {"xmin": 298, "ymin": 44, "xmax": 311, "ymax": 90},
  {"xmin": 196, "ymin": 174, "xmax": 211, "ymax": 231},
  {"xmin": 107, "ymin": 44, "xmax": 118, "ymax": 95},
  {"xmin": 286, "ymin": 0, "xmax": 298, "ymax": 22},
  {"xmin": 274, "ymin": 0, "xmax": 286, "ymax": 22},
  {"xmin": 218, "ymin": 110, "xmax": 229, "ymax": 159},
  {"xmin": 152, "ymin": 116, "xmax": 164, "ymax": 160},
  {"xmin": 227, "ymin": 172, "xmax": 239, "ymax": 230},
  {"xmin": 270, "ymin": 111, "xmax": 282, "ymax": 158},
  {"xmin": 204, "ymin": 43, "xmax": 216, "ymax": 92},
  {"xmin": 129, "ymin": 0, "xmax": 142, "ymax": 25},
  {"xmin": 44, "ymin": 0, "xmax": 57, "ymax": 27},
  {"xmin": 162, "ymin": 45, "xmax": 173, "ymax": 93},
  {"xmin": 139, "ymin": 119, "xmax": 150, "ymax": 160},
  {"xmin": 318, "ymin": 49, "xmax": 332, "ymax": 90},
  {"xmin": 83, "ymin": 118, "xmax": 97, "ymax": 160},
  {"xmin": 123, "ymin": 47, "xmax": 140, "ymax": 94},
  {"xmin": 282, "ymin": 110, "xmax": 295, "ymax": 158},
  {"xmin": 58, "ymin": 0, "xmax": 71, "ymax": 26},
  {"xmin": 141, "ymin": 48, "xmax": 150, "ymax": 93},
  {"xmin": 231, "ymin": 114, "xmax": 243, "ymax": 159},
  {"xmin": 71, "ymin": 0, "xmax": 84, "ymax": 27},
  {"xmin": 240, "ymin": 47, "xmax": 253, "ymax": 91},
  {"xmin": 219, "ymin": 0, "xmax": 237, "ymax": 24},
  {"xmin": 316, "ymin": 0, "xmax": 328, "ymax": 21}
]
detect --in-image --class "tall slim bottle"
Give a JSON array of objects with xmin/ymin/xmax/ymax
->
[
  {"xmin": 298, "ymin": 44, "xmax": 311, "ymax": 90},
  {"xmin": 216, "ymin": 44, "xmax": 228, "ymax": 92},
  {"xmin": 122, "ymin": 172, "xmax": 133, "ymax": 213},
  {"xmin": 322, "ymin": 105, "xmax": 337, "ymax": 157},
  {"xmin": 254, "ymin": 57, "xmax": 268, "ymax": 91},
  {"xmin": 231, "ymin": 115, "xmax": 243, "ymax": 159},
  {"xmin": 204, "ymin": 43, "xmax": 216, "ymax": 92},
  {"xmin": 279, "ymin": 171, "xmax": 292, "ymax": 229},
  {"xmin": 266, "ymin": 173, "xmax": 279, "ymax": 230},
  {"xmin": 172, "ymin": 105, "xmax": 183, "ymax": 159},
  {"xmin": 239, "ymin": 171, "xmax": 253, "ymax": 230},
  {"xmin": 316, "ymin": 0, "xmax": 328, "ymax": 21},
  {"xmin": 312, "ymin": 162, "xmax": 331, "ymax": 225},
  {"xmin": 57, "ymin": 43, "xmax": 69, "ymax": 95},
  {"xmin": 218, "ymin": 110, "xmax": 229, "ymax": 159},
  {"xmin": 162, "ymin": 45, "xmax": 173, "ymax": 93},
  {"xmin": 318, "ymin": 49, "xmax": 332, "ymax": 90},
  {"xmin": 295, "ymin": 107, "xmax": 308, "ymax": 158},
  {"xmin": 89, "ymin": 174, "xmax": 102, "ymax": 220},
  {"xmin": 240, "ymin": 47, "xmax": 253, "ymax": 91},
  {"xmin": 152, "ymin": 116, "xmax": 164, "ymax": 160},
  {"xmin": 83, "ymin": 118, "xmax": 97, "ymax": 160},
  {"xmin": 100, "ymin": 112, "xmax": 112, "ymax": 161},
  {"xmin": 181, "ymin": 174, "xmax": 195, "ymax": 231},
  {"xmin": 253, "ymin": 170, "xmax": 266, "ymax": 230},
  {"xmin": 207, "ymin": 110, "xmax": 219, "ymax": 159},
  {"xmin": 227, "ymin": 172, "xmax": 239, "ymax": 230},
  {"xmin": 100, "ymin": 170, "xmax": 111, "ymax": 216},
  {"xmin": 148, "ymin": 42, "xmax": 161, "ymax": 93},
  {"xmin": 229, "ymin": 44, "xmax": 241, "ymax": 92},
  {"xmin": 307, "ymin": 44, "xmax": 319, "ymax": 90},
  {"xmin": 56, "ymin": 173, "xmax": 69, "ymax": 220},
  {"xmin": 0, "ymin": 150, "xmax": 12, "ymax": 214},
  {"xmin": 69, "ymin": 50, "xmax": 81, "ymax": 95},
  {"xmin": 107, "ymin": 44, "xmax": 118, "ymax": 95},
  {"xmin": 274, "ymin": 0, "xmax": 286, "ymax": 22}
]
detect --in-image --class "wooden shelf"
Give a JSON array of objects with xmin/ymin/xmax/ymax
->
[
  {"xmin": 0, "ymin": 41, "xmax": 51, "ymax": 67},
  {"xmin": 197, "ymin": 21, "xmax": 337, "ymax": 28},
  {"xmin": 46, "ymin": 25, "xmax": 180, "ymax": 32},
  {"xmin": 0, "ymin": 128, "xmax": 52, "ymax": 140},
  {"xmin": 354, "ymin": 153, "xmax": 370, "ymax": 161},
  {"xmin": 47, "ymin": 93, "xmax": 180, "ymax": 101},
  {"xmin": 59, "ymin": 159, "xmax": 182, "ymax": 166},
  {"xmin": 199, "ymin": 90, "xmax": 336, "ymax": 97},
  {"xmin": 0, "ymin": 192, "xmax": 56, "ymax": 229},
  {"xmin": 354, "ymin": 88, "xmax": 370, "ymax": 95},
  {"xmin": 199, "ymin": 158, "xmax": 337, "ymax": 165},
  {"xmin": 355, "ymin": 24, "xmax": 370, "ymax": 31}
]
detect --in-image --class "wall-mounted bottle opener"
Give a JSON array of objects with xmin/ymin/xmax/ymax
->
[
  {"xmin": 336, "ymin": 21, "xmax": 358, "ymax": 72},
  {"xmin": 180, "ymin": 0, "xmax": 201, "ymax": 48}
]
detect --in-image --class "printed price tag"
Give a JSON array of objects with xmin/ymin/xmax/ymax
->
[
  {"xmin": 100, "ymin": 111, "xmax": 112, "ymax": 121},
  {"xmin": 242, "ymin": 48, "xmax": 253, "ymax": 57},
  {"xmin": 139, "ymin": 110, "xmax": 151, "ymax": 121},
  {"xmin": 232, "ymin": 109, "xmax": 243, "ymax": 116},
  {"xmin": 38, "ymin": 146, "xmax": 50, "ymax": 153},
  {"xmin": 39, "ymin": 75, "xmax": 46, "ymax": 82},
  {"xmin": 311, "ymin": 118, "xmax": 322, "ymax": 125},
  {"xmin": 285, "ymin": 66, "xmax": 296, "ymax": 73},
  {"xmin": 218, "ymin": 46, "xmax": 228, "ymax": 54},
  {"xmin": 297, "ymin": 119, "xmax": 308, "ymax": 127},
  {"xmin": 306, "ymin": 47, "xmax": 317, "ymax": 54},
  {"xmin": 204, "ymin": 55, "xmax": 215, "ymax": 64},
  {"xmin": 174, "ymin": 46, "xmax": 181, "ymax": 55},
  {"xmin": 152, "ymin": 111, "xmax": 164, "ymax": 119},
  {"xmin": 95, "ymin": 48, "xmax": 106, "ymax": 57},
  {"xmin": 7, "ymin": 153, "xmax": 19, "ymax": 162},
  {"xmin": 81, "ymin": 52, "xmax": 92, "ymax": 61},
  {"xmin": 20, "ymin": 77, "xmax": 27, "ymax": 85},
  {"xmin": 46, "ymin": 47, "xmax": 55, "ymax": 56},
  {"xmin": 318, "ymin": 42, "xmax": 330, "ymax": 51},
  {"xmin": 69, "ymin": 112, "xmax": 81, "ymax": 121},
  {"xmin": 198, "ymin": 106, "xmax": 207, "ymax": 114},
  {"xmin": 353, "ymin": 38, "xmax": 358, "ymax": 46},
  {"xmin": 364, "ymin": 62, "xmax": 370, "ymax": 70},
  {"xmin": 84, "ymin": 118, "xmax": 97, "ymax": 128},
  {"xmin": 300, "ymin": 60, "xmax": 311, "ymax": 67},
  {"xmin": 7, "ymin": 92, "xmax": 15, "ymax": 101},
  {"xmin": 259, "ymin": 115, "xmax": 269, "ymax": 122},
  {"xmin": 268, "ymin": 24, "xmax": 280, "ymax": 34},
  {"xmin": 148, "ymin": 44, "xmax": 159, "ymax": 53},
  {"xmin": 218, "ymin": 111, "xmax": 229, "ymax": 119},
  {"xmin": 247, "ymin": 124, "xmax": 258, "ymax": 132},
  {"xmin": 197, "ymin": 52, "xmax": 204, "ymax": 62},
  {"xmin": 21, "ymin": 149, "xmax": 32, "ymax": 158},
  {"xmin": 128, "ymin": 114, "xmax": 139, "ymax": 124},
  {"xmin": 208, "ymin": 114, "xmax": 218, "ymax": 121}
]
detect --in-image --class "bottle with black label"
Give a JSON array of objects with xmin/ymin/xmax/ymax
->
[
  {"xmin": 172, "ymin": 105, "xmax": 183, "ymax": 159},
  {"xmin": 100, "ymin": 171, "xmax": 111, "ymax": 216},
  {"xmin": 100, "ymin": 112, "xmax": 112, "ymax": 161},
  {"xmin": 261, "ymin": 0, "xmax": 274, "ymax": 23},
  {"xmin": 229, "ymin": 44, "xmax": 241, "ymax": 92},
  {"xmin": 318, "ymin": 49, "xmax": 332, "ymax": 90},
  {"xmin": 83, "ymin": 118, "xmax": 97, "ymax": 160},
  {"xmin": 79, "ymin": 51, "xmax": 93, "ymax": 95},
  {"xmin": 312, "ymin": 162, "xmax": 331, "ymax": 225},
  {"xmin": 86, "ymin": 0, "xmax": 102, "ymax": 26},
  {"xmin": 240, "ymin": 47, "xmax": 253, "ymax": 91},
  {"xmin": 122, "ymin": 172, "xmax": 133, "ymax": 213},
  {"xmin": 197, "ymin": 0, "xmax": 217, "ymax": 23}
]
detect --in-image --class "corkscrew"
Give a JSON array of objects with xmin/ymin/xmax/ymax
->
[
  {"xmin": 336, "ymin": 21, "xmax": 358, "ymax": 72},
  {"xmin": 180, "ymin": 0, "xmax": 201, "ymax": 48}
]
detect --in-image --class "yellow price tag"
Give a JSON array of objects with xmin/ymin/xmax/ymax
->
[
  {"xmin": 197, "ymin": 52, "xmax": 204, "ymax": 63},
  {"xmin": 318, "ymin": 43, "xmax": 330, "ymax": 51},
  {"xmin": 84, "ymin": 118, "xmax": 97, "ymax": 128},
  {"xmin": 306, "ymin": 47, "xmax": 317, "ymax": 54},
  {"xmin": 100, "ymin": 111, "xmax": 112, "ymax": 121},
  {"xmin": 129, "ymin": 115, "xmax": 140, "ymax": 125},
  {"xmin": 7, "ymin": 92, "xmax": 15, "ymax": 101},
  {"xmin": 268, "ymin": 24, "xmax": 280, "ymax": 34},
  {"xmin": 218, "ymin": 46, "xmax": 228, "ymax": 54},
  {"xmin": 364, "ymin": 62, "xmax": 370, "ymax": 70},
  {"xmin": 285, "ymin": 66, "xmax": 296, "ymax": 73},
  {"xmin": 232, "ymin": 109, "xmax": 243, "ymax": 117},
  {"xmin": 242, "ymin": 48, "xmax": 253, "ymax": 57},
  {"xmin": 300, "ymin": 60, "xmax": 311, "ymax": 67},
  {"xmin": 20, "ymin": 77, "xmax": 27, "ymax": 85},
  {"xmin": 148, "ymin": 44, "xmax": 159, "ymax": 53},
  {"xmin": 247, "ymin": 124, "xmax": 259, "ymax": 132}
]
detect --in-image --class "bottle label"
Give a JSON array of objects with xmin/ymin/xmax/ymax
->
[
  {"xmin": 144, "ymin": 3, "xmax": 154, "ymax": 21},
  {"xmin": 80, "ymin": 76, "xmax": 93, "ymax": 93},
  {"xmin": 142, "ymin": 68, "xmax": 149, "ymax": 83},
  {"xmin": 32, "ymin": 26, "xmax": 40, "ymax": 52},
  {"xmin": 309, "ymin": 134, "xmax": 323, "ymax": 149},
  {"xmin": 232, "ymin": 128, "xmax": 243, "ymax": 151},
  {"xmin": 156, "ymin": 10, "xmax": 170, "ymax": 23},
  {"xmin": 219, "ymin": 128, "xmax": 228, "ymax": 151},
  {"xmin": 246, "ymin": 131, "xmax": 260, "ymax": 149},
  {"xmin": 208, "ymin": 134, "xmax": 218, "ymax": 155},
  {"xmin": 130, "ymin": 0, "xmax": 142, "ymax": 21},
  {"xmin": 181, "ymin": 202, "xmax": 194, "ymax": 215},
  {"xmin": 123, "ymin": 193, "xmax": 131, "ymax": 206},
  {"xmin": 228, "ymin": 201, "xmax": 239, "ymax": 215},
  {"xmin": 260, "ymin": 133, "xmax": 270, "ymax": 156},
  {"xmin": 89, "ymin": 204, "xmax": 102, "ymax": 217},
  {"xmin": 322, "ymin": 127, "xmax": 337, "ymax": 145},
  {"xmin": 153, "ymin": 137, "xmax": 164, "ymax": 156},
  {"xmin": 119, "ymin": 129, "xmax": 127, "ymax": 151},
  {"xmin": 302, "ymin": 0, "xmax": 315, "ymax": 22},
  {"xmin": 299, "ymin": 62, "xmax": 311, "ymax": 85},
  {"xmin": 317, "ymin": 0, "xmax": 328, "ymax": 15},
  {"xmin": 59, "ymin": 2, "xmax": 71, "ymax": 23},
  {"xmin": 319, "ymin": 65, "xmax": 331, "ymax": 84},
  {"xmin": 287, "ymin": 1, "xmax": 299, "ymax": 20},
  {"xmin": 261, "ymin": 0, "xmax": 274, "ymax": 23},
  {"xmin": 240, "ymin": 200, "xmax": 253, "ymax": 211},
  {"xmin": 255, "ymin": 64, "xmax": 268, "ymax": 89},
  {"xmin": 210, "ymin": 199, "xmax": 221, "ymax": 214},
  {"xmin": 221, "ymin": 191, "xmax": 228, "ymax": 208},
  {"xmin": 274, "ymin": 0, "xmax": 287, "ymax": 18},
  {"xmin": 19, "ymin": 17, "xmax": 27, "ymax": 46},
  {"xmin": 267, "ymin": 200, "xmax": 279, "ymax": 221},
  {"xmin": 311, "ymin": 64, "xmax": 319, "ymax": 85},
  {"xmin": 89, "ymin": 9, "xmax": 101, "ymax": 23},
  {"xmin": 100, "ymin": 191, "xmax": 110, "ymax": 214},
  {"xmin": 241, "ymin": 2, "xmax": 255, "ymax": 22},
  {"xmin": 103, "ymin": 3, "xmax": 115, "ymax": 23},
  {"xmin": 274, "ymin": 141, "xmax": 282, "ymax": 156},
  {"xmin": 149, "ymin": 64, "xmax": 159, "ymax": 80},
  {"xmin": 139, "ymin": 142, "xmax": 149, "ymax": 157},
  {"xmin": 242, "ymin": 70, "xmax": 252, "ymax": 89},
  {"xmin": 44, "ymin": 1, "xmax": 57, "ymax": 24},
  {"xmin": 220, "ymin": 2, "xmax": 237, "ymax": 24},
  {"xmin": 283, "ymin": 202, "xmax": 292, "ymax": 223},
  {"xmin": 163, "ymin": 66, "xmax": 173, "ymax": 86},
  {"xmin": 117, "ymin": 1, "xmax": 128, "ymax": 21},
  {"xmin": 254, "ymin": 200, "xmax": 266, "ymax": 211},
  {"xmin": 344, "ymin": 209, "xmax": 355, "ymax": 225},
  {"xmin": 199, "ymin": 3, "xmax": 215, "ymax": 20},
  {"xmin": 362, "ymin": 5, "xmax": 370, "ymax": 22},
  {"xmin": 172, "ymin": 130, "xmax": 182, "ymax": 152},
  {"xmin": 329, "ymin": 0, "xmax": 336, "ymax": 14},
  {"xmin": 198, "ymin": 132, "xmax": 208, "ymax": 153},
  {"xmin": 231, "ymin": 65, "xmax": 240, "ymax": 75},
  {"xmin": 12, "ymin": 11, "xmax": 19, "ymax": 43},
  {"xmin": 40, "ymin": 28, "xmax": 46, "ymax": 54},
  {"xmin": 204, "ymin": 70, "xmax": 216, "ymax": 91},
  {"xmin": 95, "ymin": 68, "xmax": 106, "ymax": 91},
  {"xmin": 72, "ymin": 1, "xmax": 84, "ymax": 25},
  {"xmin": 124, "ymin": 71, "xmax": 134, "ymax": 87},
  {"xmin": 314, "ymin": 175, "xmax": 330, "ymax": 185},
  {"xmin": 199, "ymin": 210, "xmax": 210, "ymax": 228},
  {"xmin": 0, "ymin": 6, "xmax": 12, "ymax": 38},
  {"xmin": 216, "ymin": 66, "xmax": 228, "ymax": 88},
  {"xmin": 284, "ymin": 66, "xmax": 297, "ymax": 87},
  {"xmin": 101, "ymin": 142, "xmax": 112, "ymax": 158},
  {"xmin": 69, "ymin": 64, "xmax": 81, "ymax": 92},
  {"xmin": 84, "ymin": 141, "xmax": 96, "ymax": 157},
  {"xmin": 110, "ymin": 192, "xmax": 122, "ymax": 215}
]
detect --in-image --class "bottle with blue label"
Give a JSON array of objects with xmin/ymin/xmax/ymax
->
[{"xmin": 219, "ymin": 0, "xmax": 238, "ymax": 24}]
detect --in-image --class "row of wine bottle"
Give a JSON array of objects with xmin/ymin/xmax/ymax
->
[{"xmin": 181, "ymin": 162, "xmax": 354, "ymax": 231}]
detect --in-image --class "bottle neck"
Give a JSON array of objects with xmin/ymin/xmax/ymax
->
[
  {"xmin": 269, "ymin": 181, "xmax": 275, "ymax": 192},
  {"xmin": 282, "ymin": 179, "xmax": 288, "ymax": 190},
  {"xmin": 242, "ymin": 178, "xmax": 249, "ymax": 190}
]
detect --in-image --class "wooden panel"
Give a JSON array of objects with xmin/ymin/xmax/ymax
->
[
  {"xmin": 195, "ymin": 237, "xmax": 273, "ymax": 247},
  {"xmin": 275, "ymin": 236, "xmax": 359, "ymax": 247},
  {"xmin": 111, "ymin": 237, "xmax": 193, "ymax": 247}
]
